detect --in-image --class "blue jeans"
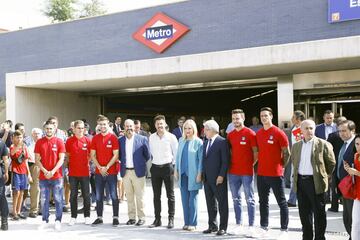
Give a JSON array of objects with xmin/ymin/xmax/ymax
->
[
  {"xmin": 40, "ymin": 178, "xmax": 64, "ymax": 222},
  {"xmin": 228, "ymin": 174, "xmax": 255, "ymax": 226},
  {"xmin": 95, "ymin": 174, "xmax": 119, "ymax": 217},
  {"xmin": 288, "ymin": 186, "xmax": 297, "ymax": 205},
  {"xmin": 180, "ymin": 174, "xmax": 199, "ymax": 226}
]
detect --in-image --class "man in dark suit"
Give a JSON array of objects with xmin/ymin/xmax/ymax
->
[
  {"xmin": 315, "ymin": 110, "xmax": 337, "ymax": 140},
  {"xmin": 337, "ymin": 120, "xmax": 356, "ymax": 239},
  {"xmin": 291, "ymin": 119, "xmax": 336, "ymax": 240},
  {"xmin": 172, "ymin": 118, "xmax": 184, "ymax": 140},
  {"xmin": 327, "ymin": 116, "xmax": 347, "ymax": 212},
  {"xmin": 113, "ymin": 115, "xmax": 123, "ymax": 137},
  {"xmin": 119, "ymin": 119, "xmax": 150, "ymax": 226},
  {"xmin": 202, "ymin": 120, "xmax": 229, "ymax": 236}
]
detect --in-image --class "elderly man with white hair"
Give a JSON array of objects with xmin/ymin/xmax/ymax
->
[
  {"xmin": 27, "ymin": 127, "xmax": 43, "ymax": 218},
  {"xmin": 290, "ymin": 119, "xmax": 336, "ymax": 240},
  {"xmin": 201, "ymin": 119, "xmax": 230, "ymax": 236}
]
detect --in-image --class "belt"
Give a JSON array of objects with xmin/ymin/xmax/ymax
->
[
  {"xmin": 126, "ymin": 168, "xmax": 134, "ymax": 170},
  {"xmin": 152, "ymin": 163, "xmax": 172, "ymax": 168},
  {"xmin": 298, "ymin": 174, "xmax": 313, "ymax": 180}
]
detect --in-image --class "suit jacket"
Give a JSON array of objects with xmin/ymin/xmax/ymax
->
[
  {"xmin": 119, "ymin": 134, "xmax": 150, "ymax": 178},
  {"xmin": 113, "ymin": 124, "xmax": 122, "ymax": 137},
  {"xmin": 175, "ymin": 137, "xmax": 203, "ymax": 191},
  {"xmin": 315, "ymin": 123, "xmax": 337, "ymax": 140},
  {"xmin": 202, "ymin": 136, "xmax": 229, "ymax": 184},
  {"xmin": 172, "ymin": 127, "xmax": 182, "ymax": 140},
  {"xmin": 291, "ymin": 137, "xmax": 336, "ymax": 194},
  {"xmin": 327, "ymin": 131, "xmax": 343, "ymax": 163},
  {"xmin": 337, "ymin": 138, "xmax": 356, "ymax": 181}
]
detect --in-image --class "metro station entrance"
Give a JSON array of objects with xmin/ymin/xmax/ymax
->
[{"xmin": 103, "ymin": 87, "xmax": 278, "ymax": 133}]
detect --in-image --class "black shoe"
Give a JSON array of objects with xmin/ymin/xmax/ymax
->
[
  {"xmin": 113, "ymin": 218, "xmax": 120, "ymax": 227},
  {"xmin": 62, "ymin": 206, "xmax": 69, "ymax": 212},
  {"xmin": 29, "ymin": 213, "xmax": 38, "ymax": 218},
  {"xmin": 203, "ymin": 227, "xmax": 218, "ymax": 234},
  {"xmin": 287, "ymin": 202, "xmax": 297, "ymax": 207},
  {"xmin": 19, "ymin": 213, "xmax": 27, "ymax": 219},
  {"xmin": 126, "ymin": 219, "xmax": 136, "ymax": 225},
  {"xmin": 1, "ymin": 217, "xmax": 8, "ymax": 231},
  {"xmin": 328, "ymin": 208, "xmax": 339, "ymax": 212},
  {"xmin": 167, "ymin": 218, "xmax": 174, "ymax": 229},
  {"xmin": 12, "ymin": 215, "xmax": 20, "ymax": 221},
  {"xmin": 77, "ymin": 208, "xmax": 84, "ymax": 214},
  {"xmin": 216, "ymin": 229, "xmax": 226, "ymax": 236},
  {"xmin": 136, "ymin": 219, "xmax": 145, "ymax": 226},
  {"xmin": 149, "ymin": 219, "xmax": 161, "ymax": 228},
  {"xmin": 92, "ymin": 218, "xmax": 103, "ymax": 226}
]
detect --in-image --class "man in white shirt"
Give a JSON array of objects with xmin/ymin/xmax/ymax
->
[
  {"xmin": 148, "ymin": 115, "xmax": 178, "ymax": 229},
  {"xmin": 290, "ymin": 119, "xmax": 335, "ymax": 240}
]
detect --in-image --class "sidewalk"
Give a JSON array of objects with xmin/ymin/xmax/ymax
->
[{"xmin": 2, "ymin": 179, "xmax": 349, "ymax": 239}]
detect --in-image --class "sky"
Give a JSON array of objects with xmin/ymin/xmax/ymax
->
[{"xmin": 0, "ymin": 0, "xmax": 184, "ymax": 31}]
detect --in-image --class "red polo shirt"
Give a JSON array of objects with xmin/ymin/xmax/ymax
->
[
  {"xmin": 256, "ymin": 125, "xmax": 289, "ymax": 177},
  {"xmin": 34, "ymin": 137, "xmax": 66, "ymax": 180},
  {"xmin": 10, "ymin": 145, "xmax": 29, "ymax": 174},
  {"xmin": 66, "ymin": 136, "xmax": 91, "ymax": 177},
  {"xmin": 227, "ymin": 127, "xmax": 257, "ymax": 176},
  {"xmin": 90, "ymin": 133, "xmax": 119, "ymax": 175}
]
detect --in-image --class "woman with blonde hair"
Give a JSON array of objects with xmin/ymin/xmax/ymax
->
[{"xmin": 174, "ymin": 119, "xmax": 203, "ymax": 231}]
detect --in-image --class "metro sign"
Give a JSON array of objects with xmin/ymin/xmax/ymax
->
[{"xmin": 133, "ymin": 12, "xmax": 190, "ymax": 53}]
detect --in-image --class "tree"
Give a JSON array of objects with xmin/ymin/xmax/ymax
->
[
  {"xmin": 79, "ymin": 0, "xmax": 107, "ymax": 18},
  {"xmin": 43, "ymin": 0, "xmax": 77, "ymax": 22}
]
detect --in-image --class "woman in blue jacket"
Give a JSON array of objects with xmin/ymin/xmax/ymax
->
[{"xmin": 175, "ymin": 119, "xmax": 203, "ymax": 231}]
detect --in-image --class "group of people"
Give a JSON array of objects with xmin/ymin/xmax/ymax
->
[{"xmin": 0, "ymin": 108, "xmax": 359, "ymax": 240}]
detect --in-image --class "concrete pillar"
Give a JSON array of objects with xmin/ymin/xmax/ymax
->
[{"xmin": 277, "ymin": 75, "xmax": 294, "ymax": 129}]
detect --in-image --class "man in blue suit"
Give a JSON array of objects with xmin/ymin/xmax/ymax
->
[
  {"xmin": 119, "ymin": 119, "xmax": 150, "ymax": 226},
  {"xmin": 202, "ymin": 120, "xmax": 229, "ymax": 236},
  {"xmin": 315, "ymin": 110, "xmax": 337, "ymax": 140},
  {"xmin": 172, "ymin": 117, "xmax": 185, "ymax": 140}
]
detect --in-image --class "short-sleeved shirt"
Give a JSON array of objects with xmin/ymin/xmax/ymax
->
[
  {"xmin": 90, "ymin": 133, "xmax": 119, "ymax": 175},
  {"xmin": 66, "ymin": 136, "xmax": 91, "ymax": 177},
  {"xmin": 256, "ymin": 125, "xmax": 289, "ymax": 177},
  {"xmin": 10, "ymin": 145, "xmax": 29, "ymax": 174},
  {"xmin": 34, "ymin": 137, "xmax": 66, "ymax": 180},
  {"xmin": 0, "ymin": 130, "xmax": 13, "ymax": 148},
  {"xmin": 227, "ymin": 127, "xmax": 257, "ymax": 176},
  {"xmin": 0, "ymin": 141, "xmax": 8, "ymax": 158}
]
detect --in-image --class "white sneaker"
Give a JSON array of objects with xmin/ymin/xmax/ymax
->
[
  {"xmin": 278, "ymin": 230, "xmax": 289, "ymax": 240},
  {"xmin": 68, "ymin": 218, "xmax": 76, "ymax": 226},
  {"xmin": 251, "ymin": 227, "xmax": 269, "ymax": 239},
  {"xmin": 38, "ymin": 221, "xmax": 49, "ymax": 231},
  {"xmin": 85, "ymin": 217, "xmax": 91, "ymax": 225},
  {"xmin": 245, "ymin": 226, "xmax": 256, "ymax": 238},
  {"xmin": 55, "ymin": 220, "xmax": 61, "ymax": 231},
  {"xmin": 228, "ymin": 225, "xmax": 244, "ymax": 235}
]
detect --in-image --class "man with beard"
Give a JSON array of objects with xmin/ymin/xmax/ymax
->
[{"xmin": 119, "ymin": 119, "xmax": 150, "ymax": 226}]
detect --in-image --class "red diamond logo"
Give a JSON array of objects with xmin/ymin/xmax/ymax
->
[{"xmin": 133, "ymin": 12, "xmax": 190, "ymax": 53}]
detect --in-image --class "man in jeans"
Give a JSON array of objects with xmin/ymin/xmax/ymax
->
[
  {"xmin": 90, "ymin": 115, "xmax": 120, "ymax": 227},
  {"xmin": 35, "ymin": 120, "xmax": 66, "ymax": 231},
  {"xmin": 65, "ymin": 120, "xmax": 92, "ymax": 226},
  {"xmin": 227, "ymin": 109, "xmax": 257, "ymax": 236},
  {"xmin": 0, "ymin": 139, "xmax": 9, "ymax": 230},
  {"xmin": 254, "ymin": 107, "xmax": 290, "ymax": 240}
]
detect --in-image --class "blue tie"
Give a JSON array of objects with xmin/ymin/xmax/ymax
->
[
  {"xmin": 206, "ymin": 139, "xmax": 212, "ymax": 156},
  {"xmin": 337, "ymin": 142, "xmax": 347, "ymax": 178}
]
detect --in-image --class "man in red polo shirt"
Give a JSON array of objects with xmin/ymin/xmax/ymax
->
[
  {"xmin": 91, "ymin": 115, "xmax": 120, "ymax": 227},
  {"xmin": 227, "ymin": 109, "xmax": 257, "ymax": 236},
  {"xmin": 65, "ymin": 120, "xmax": 92, "ymax": 226},
  {"xmin": 35, "ymin": 120, "xmax": 65, "ymax": 231},
  {"xmin": 254, "ymin": 107, "xmax": 290, "ymax": 240}
]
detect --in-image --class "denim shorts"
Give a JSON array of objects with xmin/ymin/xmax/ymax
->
[{"xmin": 12, "ymin": 172, "xmax": 28, "ymax": 191}]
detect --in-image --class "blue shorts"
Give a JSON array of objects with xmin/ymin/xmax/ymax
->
[{"xmin": 12, "ymin": 172, "xmax": 28, "ymax": 191}]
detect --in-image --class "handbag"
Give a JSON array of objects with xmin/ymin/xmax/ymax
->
[
  {"xmin": 338, "ymin": 174, "xmax": 357, "ymax": 199},
  {"xmin": 15, "ymin": 146, "xmax": 25, "ymax": 164}
]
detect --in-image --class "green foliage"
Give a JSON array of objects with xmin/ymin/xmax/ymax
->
[{"xmin": 80, "ymin": 0, "xmax": 107, "ymax": 18}]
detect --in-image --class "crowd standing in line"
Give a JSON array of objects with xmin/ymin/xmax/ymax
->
[{"xmin": 0, "ymin": 108, "xmax": 358, "ymax": 240}]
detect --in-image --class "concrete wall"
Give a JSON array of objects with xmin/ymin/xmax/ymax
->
[
  {"xmin": 1, "ymin": 0, "xmax": 360, "ymax": 97},
  {"xmin": 11, "ymin": 88, "xmax": 100, "ymax": 134}
]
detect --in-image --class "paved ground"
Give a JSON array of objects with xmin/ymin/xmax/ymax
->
[{"xmin": 2, "ymin": 179, "xmax": 349, "ymax": 239}]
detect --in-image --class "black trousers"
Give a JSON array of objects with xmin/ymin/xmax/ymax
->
[
  {"xmin": 257, "ymin": 175, "xmax": 289, "ymax": 230},
  {"xmin": 343, "ymin": 197, "xmax": 354, "ymax": 239},
  {"xmin": 69, "ymin": 176, "xmax": 91, "ymax": 218},
  {"xmin": 150, "ymin": 163, "xmax": 175, "ymax": 219},
  {"xmin": 0, "ymin": 176, "xmax": 9, "ymax": 218},
  {"xmin": 330, "ymin": 173, "xmax": 340, "ymax": 210},
  {"xmin": 203, "ymin": 179, "xmax": 229, "ymax": 231},
  {"xmin": 297, "ymin": 176, "xmax": 327, "ymax": 240}
]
